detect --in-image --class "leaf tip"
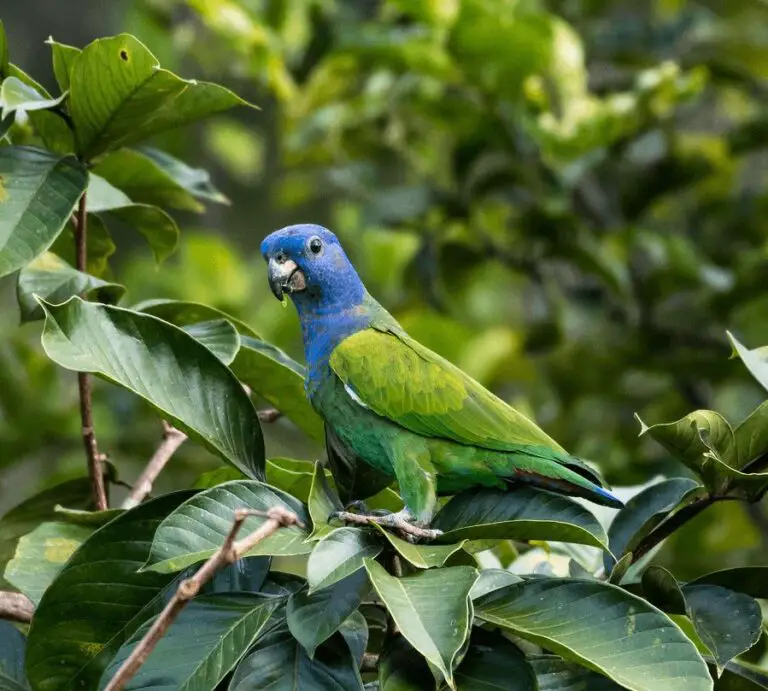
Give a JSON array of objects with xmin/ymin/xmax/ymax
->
[{"xmin": 634, "ymin": 412, "xmax": 649, "ymax": 436}]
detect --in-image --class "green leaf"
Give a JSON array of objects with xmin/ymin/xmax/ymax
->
[
  {"xmin": 231, "ymin": 336, "xmax": 325, "ymax": 443},
  {"xmin": 474, "ymin": 577, "xmax": 712, "ymax": 691},
  {"xmin": 25, "ymin": 491, "xmax": 195, "ymax": 691},
  {"xmin": 133, "ymin": 298, "xmax": 260, "ymax": 339},
  {"xmin": 454, "ymin": 629, "xmax": 536, "ymax": 691},
  {"xmin": 182, "ymin": 319, "xmax": 240, "ymax": 365},
  {"xmin": 145, "ymin": 480, "xmax": 311, "ymax": 574},
  {"xmin": 203, "ymin": 556, "xmax": 271, "ymax": 596},
  {"xmin": 339, "ymin": 610, "xmax": 368, "ymax": 666},
  {"xmin": 4, "ymin": 521, "xmax": 93, "ymax": 605},
  {"xmin": 16, "ymin": 251, "xmax": 124, "ymax": 322},
  {"xmin": 307, "ymin": 527, "xmax": 383, "ymax": 594},
  {"xmin": 530, "ymin": 655, "xmax": 624, "ymax": 690},
  {"xmin": 0, "ymin": 621, "xmax": 30, "ymax": 691},
  {"xmin": 378, "ymin": 635, "xmax": 435, "ymax": 691},
  {"xmin": 229, "ymin": 627, "xmax": 364, "ymax": 690},
  {"xmin": 690, "ymin": 567, "xmax": 768, "ymax": 599},
  {"xmin": 47, "ymin": 39, "xmax": 80, "ymax": 93},
  {"xmin": 39, "ymin": 297, "xmax": 264, "ymax": 478},
  {"xmin": 604, "ymin": 478, "xmax": 702, "ymax": 571},
  {"xmin": 728, "ymin": 332, "xmax": 768, "ymax": 394},
  {"xmin": 469, "ymin": 569, "xmax": 523, "ymax": 600},
  {"xmin": 69, "ymin": 34, "xmax": 255, "ymax": 159},
  {"xmin": 0, "ymin": 21, "xmax": 8, "ymax": 76},
  {"xmin": 733, "ymin": 401, "xmax": 768, "ymax": 469},
  {"xmin": 193, "ymin": 466, "xmax": 246, "ymax": 489},
  {"xmin": 0, "ymin": 146, "xmax": 88, "ymax": 278},
  {"xmin": 99, "ymin": 594, "xmax": 279, "ymax": 691},
  {"xmin": 364, "ymin": 558, "xmax": 477, "ymax": 688},
  {"xmin": 718, "ymin": 662, "xmax": 768, "ymax": 690},
  {"xmin": 371, "ymin": 523, "xmax": 466, "ymax": 569},
  {"xmin": 90, "ymin": 149, "xmax": 207, "ymax": 213},
  {"xmin": 308, "ymin": 461, "xmax": 344, "ymax": 540},
  {"xmin": 288, "ymin": 569, "xmax": 369, "ymax": 657},
  {"xmin": 0, "ymin": 477, "xmax": 93, "ymax": 591},
  {"xmin": 50, "ymin": 214, "xmax": 116, "ymax": 277},
  {"xmin": 139, "ymin": 146, "xmax": 230, "ymax": 204},
  {"xmin": 642, "ymin": 565, "xmax": 687, "ymax": 615},
  {"xmin": 0, "ymin": 77, "xmax": 66, "ymax": 119},
  {"xmin": 266, "ymin": 458, "xmax": 318, "ymax": 503},
  {"xmin": 53, "ymin": 506, "xmax": 123, "ymax": 527},
  {"xmin": 432, "ymin": 487, "xmax": 609, "ymax": 551}
]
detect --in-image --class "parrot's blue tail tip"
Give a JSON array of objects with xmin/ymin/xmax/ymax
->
[{"xmin": 595, "ymin": 486, "xmax": 624, "ymax": 509}]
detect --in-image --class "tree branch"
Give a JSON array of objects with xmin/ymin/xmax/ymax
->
[
  {"xmin": 257, "ymin": 408, "xmax": 282, "ymax": 423},
  {"xmin": 73, "ymin": 192, "xmax": 108, "ymax": 511},
  {"xmin": 0, "ymin": 591, "xmax": 34, "ymax": 623},
  {"xmin": 102, "ymin": 506, "xmax": 302, "ymax": 691},
  {"xmin": 121, "ymin": 422, "xmax": 187, "ymax": 510}
]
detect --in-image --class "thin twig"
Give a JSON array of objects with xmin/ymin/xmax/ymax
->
[
  {"xmin": 257, "ymin": 408, "xmax": 282, "ymax": 423},
  {"xmin": 121, "ymin": 422, "xmax": 187, "ymax": 510},
  {"xmin": 103, "ymin": 506, "xmax": 302, "ymax": 691},
  {"xmin": 0, "ymin": 591, "xmax": 34, "ymax": 623},
  {"xmin": 73, "ymin": 192, "xmax": 108, "ymax": 511}
]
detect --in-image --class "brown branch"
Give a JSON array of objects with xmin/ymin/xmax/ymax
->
[
  {"xmin": 0, "ymin": 591, "xmax": 34, "ymax": 623},
  {"xmin": 121, "ymin": 422, "xmax": 187, "ymax": 510},
  {"xmin": 257, "ymin": 408, "xmax": 282, "ymax": 423},
  {"xmin": 102, "ymin": 506, "xmax": 302, "ymax": 691},
  {"xmin": 73, "ymin": 191, "xmax": 108, "ymax": 511}
]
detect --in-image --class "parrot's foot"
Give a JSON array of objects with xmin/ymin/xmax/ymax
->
[{"xmin": 329, "ymin": 509, "xmax": 443, "ymax": 541}]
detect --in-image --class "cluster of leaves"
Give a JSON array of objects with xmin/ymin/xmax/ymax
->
[{"xmin": 1, "ymin": 7, "xmax": 768, "ymax": 691}]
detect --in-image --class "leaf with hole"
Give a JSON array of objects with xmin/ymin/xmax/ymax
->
[
  {"xmin": 39, "ymin": 297, "xmax": 264, "ymax": 478},
  {"xmin": 364, "ymin": 558, "xmax": 477, "ymax": 688},
  {"xmin": 145, "ymin": 480, "xmax": 310, "ymax": 574},
  {"xmin": 474, "ymin": 577, "xmax": 712, "ymax": 691},
  {"xmin": 16, "ymin": 252, "xmax": 124, "ymax": 322},
  {"xmin": 0, "ymin": 146, "xmax": 88, "ymax": 278}
]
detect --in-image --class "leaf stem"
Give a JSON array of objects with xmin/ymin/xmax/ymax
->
[
  {"xmin": 102, "ymin": 506, "xmax": 302, "ymax": 691},
  {"xmin": 0, "ymin": 591, "xmax": 34, "ymax": 623},
  {"xmin": 74, "ymin": 190, "xmax": 108, "ymax": 511}
]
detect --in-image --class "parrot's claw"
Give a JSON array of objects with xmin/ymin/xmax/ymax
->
[{"xmin": 329, "ymin": 509, "xmax": 443, "ymax": 541}]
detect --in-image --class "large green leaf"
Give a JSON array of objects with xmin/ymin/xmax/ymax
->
[
  {"xmin": 47, "ymin": 39, "xmax": 80, "ymax": 93},
  {"xmin": 133, "ymin": 298, "xmax": 260, "ymax": 339},
  {"xmin": 145, "ymin": 480, "xmax": 311, "ymax": 574},
  {"xmin": 308, "ymin": 527, "xmax": 383, "ymax": 594},
  {"xmin": 232, "ymin": 336, "xmax": 325, "ymax": 443},
  {"xmin": 0, "ymin": 146, "xmax": 87, "ymax": 278},
  {"xmin": 733, "ymin": 401, "xmax": 768, "ymax": 469},
  {"xmin": 39, "ymin": 297, "xmax": 264, "ymax": 478},
  {"xmin": 308, "ymin": 461, "xmax": 344, "ymax": 540},
  {"xmin": 378, "ymin": 636, "xmax": 435, "ymax": 691},
  {"xmin": 16, "ymin": 252, "xmax": 124, "ymax": 322},
  {"xmin": 690, "ymin": 567, "xmax": 768, "ymax": 598},
  {"xmin": 529, "ymin": 655, "xmax": 623, "ymax": 690},
  {"xmin": 99, "ymin": 594, "xmax": 279, "ymax": 691},
  {"xmin": 4, "ymin": 521, "xmax": 93, "ymax": 605},
  {"xmin": 288, "ymin": 569, "xmax": 369, "ymax": 657},
  {"xmin": 69, "ymin": 34, "xmax": 255, "ymax": 159},
  {"xmin": 474, "ymin": 578, "xmax": 712, "ymax": 691},
  {"xmin": 25, "ymin": 492, "xmax": 194, "ymax": 691},
  {"xmin": 0, "ymin": 478, "xmax": 93, "ymax": 591},
  {"xmin": 0, "ymin": 621, "xmax": 29, "ymax": 691},
  {"xmin": 432, "ymin": 487, "xmax": 609, "ymax": 551},
  {"xmin": 228, "ymin": 627, "xmax": 364, "ymax": 690},
  {"xmin": 266, "ymin": 458, "xmax": 318, "ymax": 503},
  {"xmin": 364, "ymin": 559, "xmax": 477, "ymax": 688},
  {"xmin": 604, "ymin": 477, "xmax": 702, "ymax": 571},
  {"xmin": 728, "ymin": 332, "xmax": 768, "ymax": 394},
  {"xmin": 454, "ymin": 629, "xmax": 537, "ymax": 691},
  {"xmin": 182, "ymin": 319, "xmax": 240, "ymax": 365},
  {"xmin": 0, "ymin": 77, "xmax": 66, "ymax": 119}
]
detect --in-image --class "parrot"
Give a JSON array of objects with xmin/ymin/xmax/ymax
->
[{"xmin": 261, "ymin": 223, "xmax": 622, "ymax": 539}]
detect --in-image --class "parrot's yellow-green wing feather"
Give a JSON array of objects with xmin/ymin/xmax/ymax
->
[{"xmin": 329, "ymin": 326, "xmax": 564, "ymax": 454}]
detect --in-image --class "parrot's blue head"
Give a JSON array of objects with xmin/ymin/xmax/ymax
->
[{"xmin": 261, "ymin": 224, "xmax": 366, "ymax": 318}]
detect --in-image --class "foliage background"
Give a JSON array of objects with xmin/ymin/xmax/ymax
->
[{"xmin": 3, "ymin": 0, "xmax": 768, "ymax": 595}]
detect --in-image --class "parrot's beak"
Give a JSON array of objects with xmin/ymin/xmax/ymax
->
[{"xmin": 268, "ymin": 257, "xmax": 306, "ymax": 300}]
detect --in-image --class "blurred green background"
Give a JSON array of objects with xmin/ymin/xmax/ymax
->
[{"xmin": 3, "ymin": 0, "xmax": 768, "ymax": 580}]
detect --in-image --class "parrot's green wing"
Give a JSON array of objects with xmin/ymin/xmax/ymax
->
[{"xmin": 329, "ymin": 325, "xmax": 565, "ymax": 454}]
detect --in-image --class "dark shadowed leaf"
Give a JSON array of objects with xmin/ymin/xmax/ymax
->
[
  {"xmin": 133, "ymin": 298, "xmax": 260, "ymax": 338},
  {"xmin": 69, "ymin": 34, "xmax": 255, "ymax": 158},
  {"xmin": 0, "ymin": 147, "xmax": 87, "ymax": 278},
  {"xmin": 530, "ymin": 655, "xmax": 624, "ymax": 690},
  {"xmin": 16, "ymin": 252, "xmax": 124, "ymax": 322},
  {"xmin": 47, "ymin": 39, "xmax": 80, "ymax": 92},
  {"xmin": 690, "ymin": 567, "xmax": 768, "ymax": 598},
  {"xmin": 474, "ymin": 577, "xmax": 712, "ymax": 691},
  {"xmin": 378, "ymin": 636, "xmax": 434, "ymax": 691},
  {"xmin": 25, "ymin": 492, "xmax": 194, "ymax": 691},
  {"xmin": 145, "ymin": 480, "xmax": 310, "ymax": 574},
  {"xmin": 432, "ymin": 487, "xmax": 609, "ymax": 551},
  {"xmin": 339, "ymin": 610, "xmax": 368, "ymax": 666},
  {"xmin": 203, "ymin": 556, "xmax": 271, "ymax": 596},
  {"xmin": 308, "ymin": 527, "xmax": 383, "ymax": 594},
  {"xmin": 454, "ymin": 629, "xmax": 536, "ymax": 691},
  {"xmin": 326, "ymin": 425, "xmax": 394, "ymax": 504},
  {"xmin": 0, "ymin": 621, "xmax": 29, "ymax": 691},
  {"xmin": 39, "ymin": 297, "xmax": 264, "ymax": 478},
  {"xmin": 717, "ymin": 662, "xmax": 768, "ymax": 690},
  {"xmin": 228, "ymin": 627, "xmax": 364, "ymax": 690},
  {"xmin": 99, "ymin": 594, "xmax": 279, "ymax": 691},
  {"xmin": 50, "ymin": 214, "xmax": 116, "ymax": 277},
  {"xmin": 182, "ymin": 319, "xmax": 240, "ymax": 365},
  {"xmin": 371, "ymin": 523, "xmax": 466, "ymax": 569},
  {"xmin": 642, "ymin": 565, "xmax": 687, "ymax": 614},
  {"xmin": 605, "ymin": 477, "xmax": 701, "ymax": 571},
  {"xmin": 308, "ymin": 462, "xmax": 344, "ymax": 540},
  {"xmin": 365, "ymin": 559, "xmax": 477, "ymax": 688},
  {"xmin": 4, "ymin": 521, "xmax": 93, "ymax": 605},
  {"xmin": 288, "ymin": 569, "xmax": 369, "ymax": 657},
  {"xmin": 232, "ymin": 336, "xmax": 324, "ymax": 443}
]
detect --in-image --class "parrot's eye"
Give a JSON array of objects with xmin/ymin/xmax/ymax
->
[{"xmin": 309, "ymin": 237, "xmax": 323, "ymax": 255}]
